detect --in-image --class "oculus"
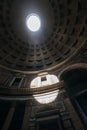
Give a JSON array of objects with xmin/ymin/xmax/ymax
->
[{"xmin": 26, "ymin": 14, "xmax": 41, "ymax": 32}]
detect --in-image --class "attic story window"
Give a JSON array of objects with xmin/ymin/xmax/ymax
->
[
  {"xmin": 26, "ymin": 14, "xmax": 41, "ymax": 32},
  {"xmin": 10, "ymin": 77, "xmax": 22, "ymax": 88},
  {"xmin": 30, "ymin": 72, "xmax": 59, "ymax": 104}
]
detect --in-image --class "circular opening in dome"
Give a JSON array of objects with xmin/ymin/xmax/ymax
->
[{"xmin": 26, "ymin": 14, "xmax": 41, "ymax": 32}]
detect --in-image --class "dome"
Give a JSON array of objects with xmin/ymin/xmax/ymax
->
[{"xmin": 0, "ymin": 0, "xmax": 86, "ymax": 73}]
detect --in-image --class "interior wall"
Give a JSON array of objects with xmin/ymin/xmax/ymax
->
[{"xmin": 0, "ymin": 89, "xmax": 85, "ymax": 130}]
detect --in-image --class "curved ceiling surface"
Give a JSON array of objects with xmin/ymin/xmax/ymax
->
[{"xmin": 0, "ymin": 0, "xmax": 87, "ymax": 72}]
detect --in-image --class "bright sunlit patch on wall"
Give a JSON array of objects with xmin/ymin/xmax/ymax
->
[
  {"xmin": 30, "ymin": 73, "xmax": 59, "ymax": 104},
  {"xmin": 31, "ymin": 73, "xmax": 59, "ymax": 88},
  {"xmin": 33, "ymin": 90, "xmax": 59, "ymax": 104},
  {"xmin": 26, "ymin": 14, "xmax": 41, "ymax": 32}
]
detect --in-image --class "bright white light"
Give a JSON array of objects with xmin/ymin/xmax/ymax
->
[
  {"xmin": 33, "ymin": 90, "xmax": 59, "ymax": 104},
  {"xmin": 31, "ymin": 74, "xmax": 59, "ymax": 88},
  {"xmin": 26, "ymin": 14, "xmax": 41, "ymax": 32},
  {"xmin": 30, "ymin": 73, "xmax": 59, "ymax": 104}
]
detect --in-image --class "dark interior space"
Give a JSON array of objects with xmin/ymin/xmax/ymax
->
[{"xmin": 0, "ymin": 0, "xmax": 87, "ymax": 130}]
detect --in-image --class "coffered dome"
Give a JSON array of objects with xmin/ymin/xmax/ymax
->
[{"xmin": 0, "ymin": 0, "xmax": 87, "ymax": 72}]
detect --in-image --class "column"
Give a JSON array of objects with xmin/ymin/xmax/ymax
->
[
  {"xmin": 1, "ymin": 103, "xmax": 16, "ymax": 130},
  {"xmin": 22, "ymin": 102, "xmax": 32, "ymax": 130},
  {"xmin": 64, "ymin": 98, "xmax": 85, "ymax": 130}
]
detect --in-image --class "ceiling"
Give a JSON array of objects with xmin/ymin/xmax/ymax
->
[{"xmin": 0, "ymin": 0, "xmax": 87, "ymax": 72}]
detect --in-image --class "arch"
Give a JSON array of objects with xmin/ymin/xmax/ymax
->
[{"xmin": 58, "ymin": 63, "xmax": 87, "ymax": 80}]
